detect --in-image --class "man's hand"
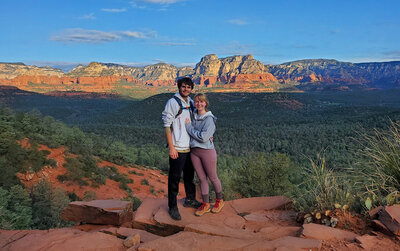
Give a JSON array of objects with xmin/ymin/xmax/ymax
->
[
  {"xmin": 185, "ymin": 118, "xmax": 191, "ymax": 124},
  {"xmin": 169, "ymin": 147, "xmax": 178, "ymax": 159}
]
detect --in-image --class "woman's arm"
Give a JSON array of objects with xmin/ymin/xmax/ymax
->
[{"xmin": 185, "ymin": 117, "xmax": 215, "ymax": 143}]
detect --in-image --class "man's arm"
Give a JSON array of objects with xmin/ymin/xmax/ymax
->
[
  {"xmin": 165, "ymin": 127, "xmax": 178, "ymax": 159},
  {"xmin": 162, "ymin": 99, "xmax": 179, "ymax": 159}
]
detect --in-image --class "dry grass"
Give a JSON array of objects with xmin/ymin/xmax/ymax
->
[{"xmin": 355, "ymin": 120, "xmax": 400, "ymax": 207}]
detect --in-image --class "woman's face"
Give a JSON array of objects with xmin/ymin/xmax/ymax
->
[{"xmin": 194, "ymin": 97, "xmax": 207, "ymax": 112}]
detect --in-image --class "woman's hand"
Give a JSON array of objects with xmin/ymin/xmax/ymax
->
[{"xmin": 185, "ymin": 118, "xmax": 191, "ymax": 124}]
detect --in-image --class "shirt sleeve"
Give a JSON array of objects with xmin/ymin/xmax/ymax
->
[
  {"xmin": 162, "ymin": 99, "xmax": 179, "ymax": 127},
  {"xmin": 185, "ymin": 117, "xmax": 215, "ymax": 143}
]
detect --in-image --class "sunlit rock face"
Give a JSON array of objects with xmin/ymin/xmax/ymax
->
[
  {"xmin": 1, "ymin": 56, "xmax": 400, "ymax": 95},
  {"xmin": 0, "ymin": 63, "xmax": 64, "ymax": 79}
]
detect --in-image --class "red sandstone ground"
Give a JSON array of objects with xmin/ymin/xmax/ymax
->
[{"xmin": 17, "ymin": 138, "xmax": 185, "ymax": 201}]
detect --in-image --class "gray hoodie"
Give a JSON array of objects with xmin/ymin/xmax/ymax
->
[{"xmin": 185, "ymin": 111, "xmax": 217, "ymax": 149}]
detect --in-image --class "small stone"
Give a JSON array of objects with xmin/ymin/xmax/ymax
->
[
  {"xmin": 304, "ymin": 215, "xmax": 313, "ymax": 224},
  {"xmin": 321, "ymin": 218, "xmax": 330, "ymax": 226},
  {"xmin": 330, "ymin": 217, "xmax": 338, "ymax": 228},
  {"xmin": 123, "ymin": 233, "xmax": 140, "ymax": 248}
]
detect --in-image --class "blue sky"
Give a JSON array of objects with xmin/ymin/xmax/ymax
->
[{"xmin": 1, "ymin": 0, "xmax": 399, "ymax": 71}]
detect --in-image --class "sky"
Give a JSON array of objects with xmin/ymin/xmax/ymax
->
[{"xmin": 1, "ymin": 0, "xmax": 400, "ymax": 71}]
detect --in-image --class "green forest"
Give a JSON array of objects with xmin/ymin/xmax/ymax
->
[{"xmin": 1, "ymin": 89, "xmax": 400, "ymax": 229}]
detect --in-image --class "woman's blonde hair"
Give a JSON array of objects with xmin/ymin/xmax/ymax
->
[{"xmin": 194, "ymin": 93, "xmax": 209, "ymax": 112}]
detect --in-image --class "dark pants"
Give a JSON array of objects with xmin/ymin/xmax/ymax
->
[{"xmin": 168, "ymin": 152, "xmax": 196, "ymax": 209}]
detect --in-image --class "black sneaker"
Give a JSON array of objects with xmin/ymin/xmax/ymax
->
[
  {"xmin": 168, "ymin": 207, "xmax": 181, "ymax": 221},
  {"xmin": 183, "ymin": 198, "xmax": 202, "ymax": 209}
]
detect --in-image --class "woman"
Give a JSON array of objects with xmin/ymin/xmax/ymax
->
[{"xmin": 185, "ymin": 93, "xmax": 224, "ymax": 216}]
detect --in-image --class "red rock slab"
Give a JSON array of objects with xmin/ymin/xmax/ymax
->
[
  {"xmin": 356, "ymin": 235, "xmax": 380, "ymax": 250},
  {"xmin": 301, "ymin": 223, "xmax": 359, "ymax": 241},
  {"xmin": 0, "ymin": 230, "xmax": 33, "ymax": 248},
  {"xmin": 371, "ymin": 219, "xmax": 394, "ymax": 236},
  {"xmin": 369, "ymin": 206, "xmax": 383, "ymax": 219},
  {"xmin": 1, "ymin": 228, "xmax": 124, "ymax": 251},
  {"xmin": 74, "ymin": 224, "xmax": 115, "ymax": 232},
  {"xmin": 244, "ymin": 210, "xmax": 297, "ymax": 222},
  {"xmin": 259, "ymin": 226, "xmax": 301, "ymax": 240},
  {"xmin": 152, "ymin": 200, "xmax": 245, "ymax": 235},
  {"xmin": 274, "ymin": 247, "xmax": 302, "ymax": 251},
  {"xmin": 379, "ymin": 205, "xmax": 400, "ymax": 236},
  {"xmin": 242, "ymin": 236, "xmax": 321, "ymax": 250},
  {"xmin": 243, "ymin": 210, "xmax": 298, "ymax": 232},
  {"xmin": 61, "ymin": 199, "xmax": 132, "ymax": 226},
  {"xmin": 184, "ymin": 223, "xmax": 264, "ymax": 240},
  {"xmin": 133, "ymin": 198, "xmax": 169, "ymax": 235},
  {"xmin": 49, "ymin": 231, "xmax": 124, "ymax": 251},
  {"xmin": 138, "ymin": 231, "xmax": 256, "ymax": 251},
  {"xmin": 231, "ymin": 196, "xmax": 292, "ymax": 214},
  {"xmin": 270, "ymin": 236, "xmax": 322, "ymax": 250},
  {"xmin": 1, "ymin": 228, "xmax": 82, "ymax": 250},
  {"xmin": 100, "ymin": 227, "xmax": 161, "ymax": 243},
  {"xmin": 243, "ymin": 211, "xmax": 269, "ymax": 222}
]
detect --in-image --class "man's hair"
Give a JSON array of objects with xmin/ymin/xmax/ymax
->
[{"xmin": 177, "ymin": 77, "xmax": 194, "ymax": 89}]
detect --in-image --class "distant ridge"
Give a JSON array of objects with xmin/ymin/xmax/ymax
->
[{"xmin": 0, "ymin": 55, "xmax": 400, "ymax": 97}]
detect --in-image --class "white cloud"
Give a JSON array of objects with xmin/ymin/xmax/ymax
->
[
  {"xmin": 383, "ymin": 50, "xmax": 400, "ymax": 58},
  {"xmin": 50, "ymin": 28, "xmax": 156, "ymax": 44},
  {"xmin": 130, "ymin": 0, "xmax": 184, "ymax": 9},
  {"xmin": 120, "ymin": 31, "xmax": 151, "ymax": 39},
  {"xmin": 228, "ymin": 19, "xmax": 248, "ymax": 25},
  {"xmin": 79, "ymin": 13, "xmax": 96, "ymax": 20},
  {"xmin": 101, "ymin": 8, "xmax": 127, "ymax": 13}
]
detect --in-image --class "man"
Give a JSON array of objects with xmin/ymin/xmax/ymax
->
[{"xmin": 162, "ymin": 77, "xmax": 201, "ymax": 220}]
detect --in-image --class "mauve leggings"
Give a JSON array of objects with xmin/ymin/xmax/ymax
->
[{"xmin": 190, "ymin": 147, "xmax": 222, "ymax": 200}]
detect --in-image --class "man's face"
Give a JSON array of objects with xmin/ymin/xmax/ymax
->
[{"xmin": 179, "ymin": 83, "xmax": 192, "ymax": 98}]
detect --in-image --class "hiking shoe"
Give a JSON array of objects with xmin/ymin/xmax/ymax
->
[
  {"xmin": 195, "ymin": 202, "xmax": 211, "ymax": 216},
  {"xmin": 183, "ymin": 198, "xmax": 202, "ymax": 209},
  {"xmin": 211, "ymin": 199, "xmax": 224, "ymax": 213},
  {"xmin": 168, "ymin": 207, "xmax": 181, "ymax": 221}
]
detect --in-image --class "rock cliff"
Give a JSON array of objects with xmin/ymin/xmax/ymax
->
[
  {"xmin": 191, "ymin": 54, "xmax": 277, "ymax": 86},
  {"xmin": 0, "ymin": 62, "xmax": 64, "ymax": 79},
  {"xmin": 1, "ymin": 56, "xmax": 400, "ymax": 96},
  {"xmin": 266, "ymin": 59, "xmax": 400, "ymax": 89}
]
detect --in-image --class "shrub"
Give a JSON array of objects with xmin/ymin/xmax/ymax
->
[
  {"xmin": 30, "ymin": 179, "xmax": 71, "ymax": 229},
  {"xmin": 141, "ymin": 179, "xmax": 150, "ymax": 186},
  {"xmin": 294, "ymin": 155, "xmax": 356, "ymax": 212},
  {"xmin": 83, "ymin": 191, "xmax": 97, "ymax": 201},
  {"xmin": 232, "ymin": 152, "xmax": 293, "ymax": 197},
  {"xmin": 0, "ymin": 185, "xmax": 32, "ymax": 229}
]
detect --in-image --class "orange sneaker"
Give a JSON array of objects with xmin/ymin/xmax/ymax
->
[
  {"xmin": 194, "ymin": 202, "xmax": 210, "ymax": 216},
  {"xmin": 211, "ymin": 199, "xmax": 224, "ymax": 213}
]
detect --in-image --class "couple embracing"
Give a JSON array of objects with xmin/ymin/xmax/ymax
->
[{"xmin": 162, "ymin": 77, "xmax": 223, "ymax": 220}]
